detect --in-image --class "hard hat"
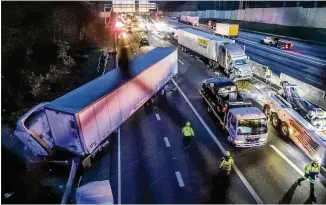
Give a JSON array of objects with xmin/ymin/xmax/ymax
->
[
  {"xmin": 312, "ymin": 159, "xmax": 319, "ymax": 164},
  {"xmin": 186, "ymin": 121, "xmax": 191, "ymax": 126},
  {"xmin": 225, "ymin": 151, "xmax": 230, "ymax": 157}
]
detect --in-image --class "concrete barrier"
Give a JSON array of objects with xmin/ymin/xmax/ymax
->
[
  {"xmin": 249, "ymin": 59, "xmax": 326, "ymax": 109},
  {"xmin": 249, "ymin": 60, "xmax": 281, "ymax": 89}
]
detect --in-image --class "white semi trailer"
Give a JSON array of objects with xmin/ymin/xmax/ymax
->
[
  {"xmin": 14, "ymin": 48, "xmax": 178, "ymax": 162},
  {"xmin": 177, "ymin": 27, "xmax": 252, "ymax": 81},
  {"xmin": 180, "ymin": 15, "xmax": 199, "ymax": 26}
]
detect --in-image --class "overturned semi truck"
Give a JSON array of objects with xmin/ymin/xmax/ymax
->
[{"xmin": 15, "ymin": 47, "xmax": 178, "ymax": 162}]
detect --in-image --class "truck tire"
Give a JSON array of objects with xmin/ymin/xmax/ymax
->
[
  {"xmin": 280, "ymin": 122, "xmax": 289, "ymax": 138},
  {"xmin": 271, "ymin": 113, "xmax": 280, "ymax": 129},
  {"xmin": 263, "ymin": 105, "xmax": 270, "ymax": 119}
]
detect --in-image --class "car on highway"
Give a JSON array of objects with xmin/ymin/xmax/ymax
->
[
  {"xmin": 139, "ymin": 38, "xmax": 150, "ymax": 47},
  {"xmin": 260, "ymin": 36, "xmax": 292, "ymax": 50}
]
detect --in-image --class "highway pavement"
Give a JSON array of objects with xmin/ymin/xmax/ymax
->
[
  {"xmin": 149, "ymin": 30, "xmax": 326, "ymax": 203},
  {"xmin": 164, "ymin": 19, "xmax": 326, "ymax": 91},
  {"xmin": 81, "ymin": 24, "xmax": 326, "ymax": 204}
]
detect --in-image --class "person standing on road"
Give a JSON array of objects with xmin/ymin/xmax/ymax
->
[
  {"xmin": 220, "ymin": 151, "xmax": 234, "ymax": 175},
  {"xmin": 182, "ymin": 121, "xmax": 195, "ymax": 149},
  {"xmin": 297, "ymin": 159, "xmax": 320, "ymax": 201}
]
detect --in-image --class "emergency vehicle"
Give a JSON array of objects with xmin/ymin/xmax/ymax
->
[
  {"xmin": 263, "ymin": 81, "xmax": 326, "ymax": 170},
  {"xmin": 200, "ymin": 77, "xmax": 268, "ymax": 147}
]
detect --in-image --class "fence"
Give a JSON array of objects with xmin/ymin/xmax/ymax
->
[{"xmin": 165, "ymin": 7, "xmax": 326, "ymax": 28}]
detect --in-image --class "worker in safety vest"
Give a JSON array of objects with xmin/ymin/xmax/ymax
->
[
  {"xmin": 297, "ymin": 159, "xmax": 320, "ymax": 201},
  {"xmin": 263, "ymin": 66, "xmax": 272, "ymax": 79},
  {"xmin": 220, "ymin": 151, "xmax": 234, "ymax": 175},
  {"xmin": 182, "ymin": 121, "xmax": 195, "ymax": 148}
]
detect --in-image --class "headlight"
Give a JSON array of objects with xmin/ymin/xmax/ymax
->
[{"xmin": 234, "ymin": 140, "xmax": 244, "ymax": 144}]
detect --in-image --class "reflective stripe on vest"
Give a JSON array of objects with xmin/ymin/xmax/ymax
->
[{"xmin": 221, "ymin": 158, "xmax": 233, "ymax": 172}]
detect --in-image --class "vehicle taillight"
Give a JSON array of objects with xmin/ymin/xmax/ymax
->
[{"xmin": 222, "ymin": 104, "xmax": 227, "ymax": 112}]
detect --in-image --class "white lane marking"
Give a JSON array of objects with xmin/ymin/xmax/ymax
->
[
  {"xmin": 175, "ymin": 171, "xmax": 185, "ymax": 187},
  {"xmin": 118, "ymin": 128, "xmax": 121, "ymax": 204},
  {"xmin": 305, "ymin": 77, "xmax": 323, "ymax": 85},
  {"xmin": 163, "ymin": 137, "xmax": 171, "ymax": 147},
  {"xmin": 155, "ymin": 113, "xmax": 161, "ymax": 121},
  {"xmin": 322, "ymin": 167, "xmax": 326, "ymax": 173},
  {"xmin": 269, "ymin": 55, "xmax": 282, "ymax": 61},
  {"xmin": 178, "ymin": 59, "xmax": 184, "ymax": 65},
  {"xmin": 238, "ymin": 38, "xmax": 326, "ymax": 66},
  {"xmin": 270, "ymin": 145, "xmax": 304, "ymax": 176},
  {"xmin": 172, "ymin": 79, "xmax": 264, "ymax": 204},
  {"xmin": 78, "ymin": 176, "xmax": 82, "ymax": 187},
  {"xmin": 252, "ymin": 57, "xmax": 265, "ymax": 63},
  {"xmin": 83, "ymin": 193, "xmax": 113, "ymax": 199},
  {"xmin": 197, "ymin": 58, "xmax": 204, "ymax": 63}
]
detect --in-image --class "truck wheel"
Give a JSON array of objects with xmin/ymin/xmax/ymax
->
[
  {"xmin": 271, "ymin": 113, "xmax": 279, "ymax": 129},
  {"xmin": 263, "ymin": 106, "xmax": 270, "ymax": 119},
  {"xmin": 280, "ymin": 122, "xmax": 289, "ymax": 138}
]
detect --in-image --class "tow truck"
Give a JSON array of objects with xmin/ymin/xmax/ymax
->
[
  {"xmin": 263, "ymin": 81, "xmax": 326, "ymax": 171},
  {"xmin": 260, "ymin": 36, "xmax": 292, "ymax": 50},
  {"xmin": 200, "ymin": 77, "xmax": 268, "ymax": 147}
]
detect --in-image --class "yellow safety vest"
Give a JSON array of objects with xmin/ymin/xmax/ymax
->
[
  {"xmin": 304, "ymin": 163, "xmax": 320, "ymax": 182},
  {"xmin": 220, "ymin": 157, "xmax": 234, "ymax": 172},
  {"xmin": 182, "ymin": 126, "xmax": 194, "ymax": 137}
]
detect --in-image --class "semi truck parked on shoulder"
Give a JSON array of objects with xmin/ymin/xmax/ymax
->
[
  {"xmin": 14, "ymin": 48, "xmax": 178, "ymax": 163},
  {"xmin": 214, "ymin": 23, "xmax": 239, "ymax": 39},
  {"xmin": 177, "ymin": 27, "xmax": 252, "ymax": 81},
  {"xmin": 179, "ymin": 15, "xmax": 199, "ymax": 26},
  {"xmin": 200, "ymin": 77, "xmax": 268, "ymax": 147},
  {"xmin": 263, "ymin": 81, "xmax": 326, "ymax": 170}
]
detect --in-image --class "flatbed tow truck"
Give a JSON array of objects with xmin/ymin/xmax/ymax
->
[
  {"xmin": 263, "ymin": 81, "xmax": 326, "ymax": 173},
  {"xmin": 200, "ymin": 77, "xmax": 268, "ymax": 147}
]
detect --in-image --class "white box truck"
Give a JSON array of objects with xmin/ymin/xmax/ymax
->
[
  {"xmin": 178, "ymin": 27, "xmax": 252, "ymax": 81},
  {"xmin": 14, "ymin": 48, "xmax": 178, "ymax": 162}
]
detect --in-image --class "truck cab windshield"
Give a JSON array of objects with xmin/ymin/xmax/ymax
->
[
  {"xmin": 233, "ymin": 58, "xmax": 248, "ymax": 65},
  {"xmin": 237, "ymin": 118, "xmax": 268, "ymax": 135}
]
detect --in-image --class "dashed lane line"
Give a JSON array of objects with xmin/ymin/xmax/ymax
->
[
  {"xmin": 163, "ymin": 137, "xmax": 171, "ymax": 148},
  {"xmin": 178, "ymin": 59, "xmax": 184, "ymax": 65},
  {"xmin": 305, "ymin": 77, "xmax": 323, "ymax": 85},
  {"xmin": 156, "ymin": 113, "xmax": 161, "ymax": 121},
  {"xmin": 172, "ymin": 79, "xmax": 264, "ymax": 204},
  {"xmin": 175, "ymin": 171, "xmax": 185, "ymax": 187}
]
